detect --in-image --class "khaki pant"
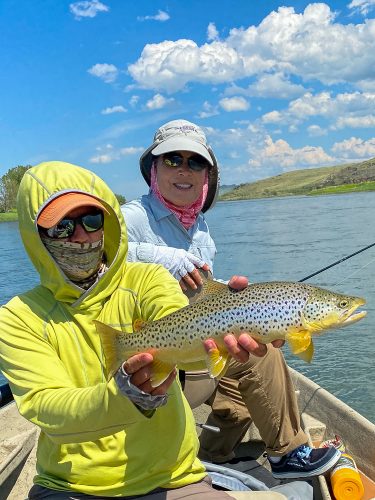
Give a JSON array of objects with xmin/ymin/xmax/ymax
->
[{"xmin": 196, "ymin": 346, "xmax": 307, "ymax": 463}]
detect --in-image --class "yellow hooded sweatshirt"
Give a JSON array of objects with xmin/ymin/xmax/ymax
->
[{"xmin": 0, "ymin": 162, "xmax": 206, "ymax": 496}]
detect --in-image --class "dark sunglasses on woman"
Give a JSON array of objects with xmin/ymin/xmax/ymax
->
[
  {"xmin": 42, "ymin": 211, "xmax": 104, "ymax": 239},
  {"xmin": 163, "ymin": 153, "xmax": 210, "ymax": 172}
]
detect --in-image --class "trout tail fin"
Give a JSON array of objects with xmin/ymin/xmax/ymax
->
[{"xmin": 94, "ymin": 320, "xmax": 125, "ymax": 380}]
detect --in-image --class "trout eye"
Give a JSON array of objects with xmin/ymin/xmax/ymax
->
[{"xmin": 338, "ymin": 299, "xmax": 349, "ymax": 309}]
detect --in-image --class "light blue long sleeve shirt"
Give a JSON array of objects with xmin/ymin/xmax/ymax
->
[{"xmin": 122, "ymin": 192, "xmax": 217, "ymax": 271}]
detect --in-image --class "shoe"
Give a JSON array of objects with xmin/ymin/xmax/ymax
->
[{"xmin": 269, "ymin": 445, "xmax": 341, "ymax": 479}]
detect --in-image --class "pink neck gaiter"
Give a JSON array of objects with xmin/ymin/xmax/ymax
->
[{"xmin": 150, "ymin": 163, "xmax": 208, "ymax": 229}]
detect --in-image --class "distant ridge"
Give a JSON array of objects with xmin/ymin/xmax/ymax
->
[{"xmin": 220, "ymin": 157, "xmax": 375, "ymax": 201}]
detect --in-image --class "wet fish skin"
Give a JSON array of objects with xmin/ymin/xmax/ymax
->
[{"xmin": 95, "ymin": 280, "xmax": 366, "ymax": 387}]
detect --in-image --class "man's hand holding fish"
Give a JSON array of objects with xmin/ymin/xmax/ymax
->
[{"xmin": 123, "ymin": 352, "xmax": 177, "ymax": 396}]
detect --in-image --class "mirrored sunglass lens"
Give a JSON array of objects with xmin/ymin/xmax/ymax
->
[
  {"xmin": 48, "ymin": 219, "xmax": 75, "ymax": 238},
  {"xmin": 81, "ymin": 213, "xmax": 104, "ymax": 232},
  {"xmin": 188, "ymin": 158, "xmax": 208, "ymax": 171},
  {"xmin": 164, "ymin": 155, "xmax": 183, "ymax": 167}
]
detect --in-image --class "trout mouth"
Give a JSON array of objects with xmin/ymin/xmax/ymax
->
[
  {"xmin": 342, "ymin": 309, "xmax": 367, "ymax": 325},
  {"xmin": 340, "ymin": 298, "xmax": 367, "ymax": 326}
]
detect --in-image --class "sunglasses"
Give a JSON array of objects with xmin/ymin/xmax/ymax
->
[
  {"xmin": 43, "ymin": 211, "xmax": 104, "ymax": 239},
  {"xmin": 162, "ymin": 153, "xmax": 210, "ymax": 172}
]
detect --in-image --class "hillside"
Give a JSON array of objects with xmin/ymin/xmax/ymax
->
[
  {"xmin": 219, "ymin": 184, "xmax": 237, "ymax": 196},
  {"xmin": 220, "ymin": 157, "xmax": 375, "ymax": 201}
]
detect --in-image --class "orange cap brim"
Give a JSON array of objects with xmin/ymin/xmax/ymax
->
[{"xmin": 37, "ymin": 192, "xmax": 110, "ymax": 229}]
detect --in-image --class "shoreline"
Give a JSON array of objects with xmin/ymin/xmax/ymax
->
[
  {"xmin": 2, "ymin": 187, "xmax": 375, "ymax": 221},
  {"xmin": 0, "ymin": 213, "xmax": 18, "ymax": 222},
  {"xmin": 220, "ymin": 181, "xmax": 375, "ymax": 202}
]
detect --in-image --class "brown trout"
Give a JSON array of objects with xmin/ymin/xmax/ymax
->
[{"xmin": 94, "ymin": 280, "xmax": 366, "ymax": 387}]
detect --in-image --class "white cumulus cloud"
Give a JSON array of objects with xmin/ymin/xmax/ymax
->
[
  {"xmin": 145, "ymin": 93, "xmax": 175, "ymax": 110},
  {"xmin": 335, "ymin": 115, "xmax": 375, "ymax": 128},
  {"xmin": 101, "ymin": 105, "xmax": 127, "ymax": 115},
  {"xmin": 262, "ymin": 91, "xmax": 375, "ymax": 130},
  {"xmin": 128, "ymin": 39, "xmax": 245, "ymax": 93},
  {"xmin": 128, "ymin": 4, "xmax": 375, "ymax": 92},
  {"xmin": 88, "ymin": 63, "xmax": 118, "ymax": 83},
  {"xmin": 70, "ymin": 0, "xmax": 109, "ymax": 19},
  {"xmin": 90, "ymin": 145, "xmax": 143, "ymax": 163},
  {"xmin": 245, "ymin": 73, "xmax": 306, "ymax": 99},
  {"xmin": 332, "ymin": 136, "xmax": 375, "ymax": 157},
  {"xmin": 207, "ymin": 22, "xmax": 219, "ymax": 41},
  {"xmin": 207, "ymin": 124, "xmax": 335, "ymax": 179},
  {"xmin": 255, "ymin": 135, "xmax": 334, "ymax": 170},
  {"xmin": 262, "ymin": 110, "xmax": 282, "ymax": 123},
  {"xmin": 137, "ymin": 10, "xmax": 170, "ymax": 22},
  {"xmin": 307, "ymin": 125, "xmax": 327, "ymax": 136},
  {"xmin": 348, "ymin": 0, "xmax": 375, "ymax": 15},
  {"xmin": 219, "ymin": 96, "xmax": 250, "ymax": 112},
  {"xmin": 129, "ymin": 95, "xmax": 139, "ymax": 107},
  {"xmin": 197, "ymin": 101, "xmax": 220, "ymax": 118}
]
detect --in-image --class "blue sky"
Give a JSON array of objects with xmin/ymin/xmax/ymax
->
[{"xmin": 1, "ymin": 0, "xmax": 375, "ymax": 200}]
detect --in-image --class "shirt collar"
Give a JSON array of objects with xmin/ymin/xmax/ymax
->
[
  {"xmin": 145, "ymin": 191, "xmax": 203, "ymax": 236},
  {"xmin": 146, "ymin": 190, "xmax": 176, "ymax": 221}
]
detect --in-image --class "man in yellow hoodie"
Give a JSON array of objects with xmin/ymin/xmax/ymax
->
[{"xmin": 0, "ymin": 161, "xmax": 266, "ymax": 499}]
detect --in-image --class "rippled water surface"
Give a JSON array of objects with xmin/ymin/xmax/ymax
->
[{"xmin": 0, "ymin": 192, "xmax": 374, "ymax": 422}]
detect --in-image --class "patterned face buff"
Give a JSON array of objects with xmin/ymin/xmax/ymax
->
[{"xmin": 41, "ymin": 235, "xmax": 104, "ymax": 288}]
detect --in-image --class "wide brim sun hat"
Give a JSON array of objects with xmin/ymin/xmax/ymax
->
[{"xmin": 140, "ymin": 119, "xmax": 220, "ymax": 212}]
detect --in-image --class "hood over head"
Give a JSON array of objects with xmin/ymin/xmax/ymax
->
[
  {"xmin": 17, "ymin": 161, "xmax": 127, "ymax": 308},
  {"xmin": 139, "ymin": 119, "xmax": 220, "ymax": 212}
]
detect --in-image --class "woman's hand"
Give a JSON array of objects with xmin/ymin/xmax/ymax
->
[
  {"xmin": 180, "ymin": 263, "xmax": 210, "ymax": 291},
  {"xmin": 123, "ymin": 353, "xmax": 176, "ymax": 395}
]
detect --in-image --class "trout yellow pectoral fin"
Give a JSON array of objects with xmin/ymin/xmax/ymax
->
[
  {"xmin": 206, "ymin": 347, "xmax": 230, "ymax": 379},
  {"xmin": 93, "ymin": 320, "xmax": 123, "ymax": 380},
  {"xmin": 294, "ymin": 341, "xmax": 314, "ymax": 363},
  {"xmin": 286, "ymin": 329, "xmax": 312, "ymax": 356},
  {"xmin": 150, "ymin": 359, "xmax": 176, "ymax": 388}
]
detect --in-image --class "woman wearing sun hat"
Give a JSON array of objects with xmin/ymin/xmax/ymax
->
[{"xmin": 125, "ymin": 119, "xmax": 219, "ymax": 290}]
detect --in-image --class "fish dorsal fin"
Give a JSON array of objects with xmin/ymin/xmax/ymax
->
[
  {"xmin": 190, "ymin": 278, "xmax": 229, "ymax": 304},
  {"xmin": 150, "ymin": 358, "xmax": 176, "ymax": 388},
  {"xmin": 185, "ymin": 269, "xmax": 229, "ymax": 304},
  {"xmin": 203, "ymin": 279, "xmax": 228, "ymax": 296},
  {"xmin": 133, "ymin": 318, "xmax": 148, "ymax": 332},
  {"xmin": 206, "ymin": 346, "xmax": 230, "ymax": 379}
]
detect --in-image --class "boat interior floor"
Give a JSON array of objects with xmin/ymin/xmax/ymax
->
[{"xmin": 205, "ymin": 439, "xmax": 320, "ymax": 496}]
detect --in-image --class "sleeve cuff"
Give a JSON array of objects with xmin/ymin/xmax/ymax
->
[
  {"xmin": 136, "ymin": 243, "xmax": 156, "ymax": 263},
  {"xmin": 114, "ymin": 364, "xmax": 168, "ymax": 411}
]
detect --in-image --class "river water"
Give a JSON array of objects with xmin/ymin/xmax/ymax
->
[{"xmin": 0, "ymin": 192, "xmax": 374, "ymax": 422}]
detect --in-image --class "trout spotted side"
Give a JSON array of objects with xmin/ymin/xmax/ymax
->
[{"xmin": 94, "ymin": 280, "xmax": 366, "ymax": 387}]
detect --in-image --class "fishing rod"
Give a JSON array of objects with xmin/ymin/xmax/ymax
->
[{"xmin": 298, "ymin": 241, "xmax": 375, "ymax": 282}]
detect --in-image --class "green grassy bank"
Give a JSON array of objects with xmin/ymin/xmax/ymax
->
[
  {"xmin": 309, "ymin": 181, "xmax": 375, "ymax": 196},
  {"xmin": 0, "ymin": 210, "xmax": 18, "ymax": 222}
]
